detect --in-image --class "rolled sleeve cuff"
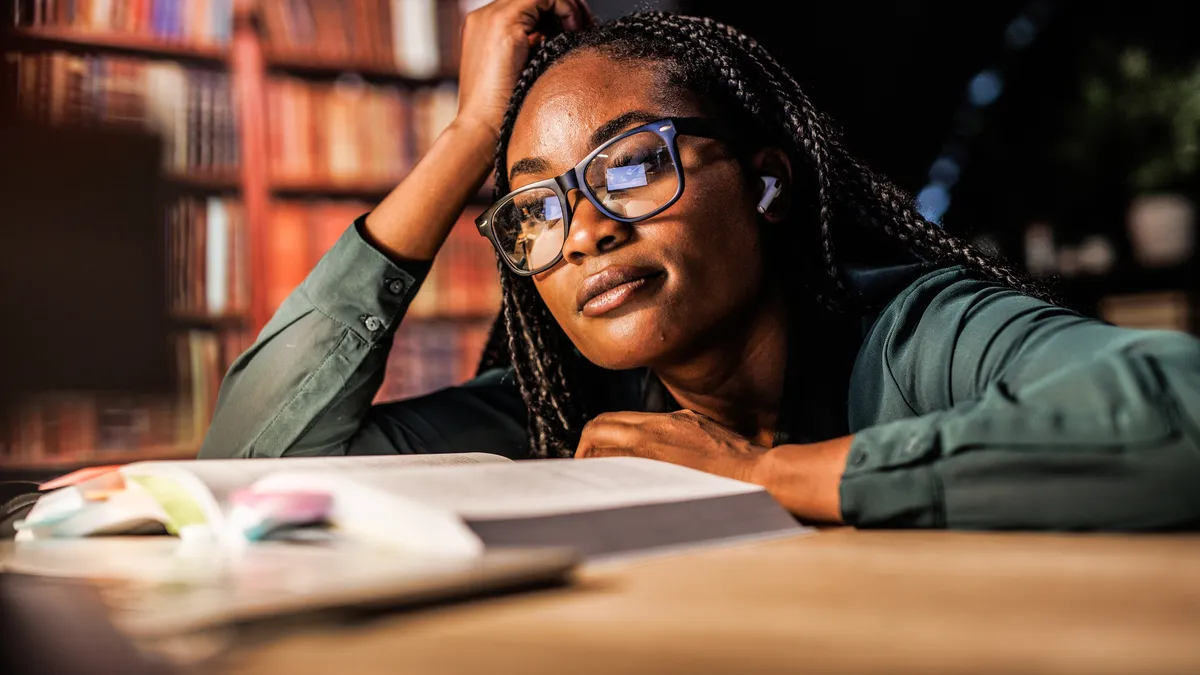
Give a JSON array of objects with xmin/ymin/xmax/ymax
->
[
  {"xmin": 303, "ymin": 215, "xmax": 432, "ymax": 343},
  {"xmin": 839, "ymin": 415, "xmax": 947, "ymax": 527}
]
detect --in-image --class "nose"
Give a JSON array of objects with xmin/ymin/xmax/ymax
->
[{"xmin": 561, "ymin": 191, "xmax": 634, "ymax": 265}]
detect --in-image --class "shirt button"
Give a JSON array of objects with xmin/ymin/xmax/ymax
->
[
  {"xmin": 386, "ymin": 278, "xmax": 406, "ymax": 294},
  {"xmin": 363, "ymin": 316, "xmax": 384, "ymax": 332},
  {"xmin": 850, "ymin": 449, "xmax": 867, "ymax": 466}
]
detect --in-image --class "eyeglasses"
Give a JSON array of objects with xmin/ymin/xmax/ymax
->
[{"xmin": 476, "ymin": 117, "xmax": 724, "ymax": 276}]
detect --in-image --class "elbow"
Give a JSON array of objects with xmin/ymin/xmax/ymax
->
[{"xmin": 1122, "ymin": 438, "xmax": 1200, "ymax": 530}]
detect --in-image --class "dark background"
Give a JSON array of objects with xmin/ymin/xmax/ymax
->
[{"xmin": 666, "ymin": 0, "xmax": 1199, "ymax": 309}]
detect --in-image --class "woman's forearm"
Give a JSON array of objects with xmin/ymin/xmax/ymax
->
[{"xmin": 364, "ymin": 118, "xmax": 498, "ymax": 262}]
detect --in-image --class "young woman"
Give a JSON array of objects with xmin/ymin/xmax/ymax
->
[{"xmin": 200, "ymin": 0, "xmax": 1200, "ymax": 530}]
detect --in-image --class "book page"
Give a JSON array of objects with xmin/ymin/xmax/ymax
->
[
  {"xmin": 116, "ymin": 453, "xmax": 511, "ymax": 535},
  {"xmin": 123, "ymin": 453, "xmax": 512, "ymax": 507},
  {"xmin": 255, "ymin": 457, "xmax": 762, "ymax": 520}
]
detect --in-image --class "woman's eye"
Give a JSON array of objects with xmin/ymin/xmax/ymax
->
[{"xmin": 610, "ymin": 151, "xmax": 653, "ymax": 169}]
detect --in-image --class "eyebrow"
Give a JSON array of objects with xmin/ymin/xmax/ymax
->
[
  {"xmin": 508, "ymin": 110, "xmax": 667, "ymax": 182},
  {"xmin": 588, "ymin": 110, "xmax": 664, "ymax": 149}
]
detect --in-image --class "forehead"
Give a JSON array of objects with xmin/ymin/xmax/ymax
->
[{"xmin": 507, "ymin": 50, "xmax": 698, "ymax": 175}]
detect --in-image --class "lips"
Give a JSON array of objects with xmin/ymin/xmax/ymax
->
[{"xmin": 576, "ymin": 265, "xmax": 663, "ymax": 317}]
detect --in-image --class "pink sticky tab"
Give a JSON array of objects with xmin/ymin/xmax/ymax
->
[
  {"xmin": 39, "ymin": 465, "xmax": 124, "ymax": 491},
  {"xmin": 230, "ymin": 489, "xmax": 333, "ymax": 524}
]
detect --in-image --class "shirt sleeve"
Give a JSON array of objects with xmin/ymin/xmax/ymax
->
[
  {"xmin": 198, "ymin": 216, "xmax": 527, "ymax": 460},
  {"xmin": 841, "ymin": 268, "xmax": 1200, "ymax": 530}
]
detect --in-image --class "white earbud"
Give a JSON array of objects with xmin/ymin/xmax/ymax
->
[{"xmin": 757, "ymin": 176, "xmax": 781, "ymax": 214}]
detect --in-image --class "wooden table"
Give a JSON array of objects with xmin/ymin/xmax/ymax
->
[{"xmin": 219, "ymin": 530, "xmax": 1200, "ymax": 675}]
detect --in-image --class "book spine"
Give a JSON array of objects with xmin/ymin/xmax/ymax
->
[
  {"xmin": 190, "ymin": 0, "xmax": 208, "ymax": 44},
  {"xmin": 397, "ymin": 0, "xmax": 439, "ymax": 78},
  {"xmin": 205, "ymin": 196, "xmax": 229, "ymax": 314},
  {"xmin": 213, "ymin": 0, "xmax": 232, "ymax": 44},
  {"xmin": 185, "ymin": 67, "xmax": 198, "ymax": 170},
  {"xmin": 149, "ymin": 0, "xmax": 163, "ymax": 38},
  {"xmin": 89, "ymin": 0, "xmax": 108, "ymax": 32},
  {"xmin": 229, "ymin": 199, "xmax": 249, "ymax": 312},
  {"xmin": 199, "ymin": 69, "xmax": 213, "ymax": 172},
  {"xmin": 166, "ymin": 0, "xmax": 180, "ymax": 41},
  {"xmin": 211, "ymin": 71, "xmax": 226, "ymax": 172}
]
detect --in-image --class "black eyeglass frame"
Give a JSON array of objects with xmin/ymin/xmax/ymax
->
[{"xmin": 475, "ymin": 116, "xmax": 724, "ymax": 276}]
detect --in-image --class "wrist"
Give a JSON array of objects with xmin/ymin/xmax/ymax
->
[
  {"xmin": 449, "ymin": 114, "xmax": 502, "ymax": 151},
  {"xmin": 752, "ymin": 436, "xmax": 853, "ymax": 524}
]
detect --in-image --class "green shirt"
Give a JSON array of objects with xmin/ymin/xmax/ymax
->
[{"xmin": 199, "ymin": 219, "xmax": 1200, "ymax": 530}]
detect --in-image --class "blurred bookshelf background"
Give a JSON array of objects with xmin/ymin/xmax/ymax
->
[
  {"xmin": 1, "ymin": 0, "xmax": 1197, "ymax": 475},
  {"xmin": 0, "ymin": 0, "xmax": 496, "ymax": 473},
  {"xmin": 687, "ymin": 0, "xmax": 1199, "ymax": 329}
]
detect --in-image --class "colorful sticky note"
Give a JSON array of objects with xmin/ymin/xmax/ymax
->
[{"xmin": 39, "ymin": 466, "xmax": 123, "ymax": 491}]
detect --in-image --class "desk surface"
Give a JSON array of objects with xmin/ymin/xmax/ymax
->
[{"xmin": 220, "ymin": 530, "xmax": 1200, "ymax": 675}]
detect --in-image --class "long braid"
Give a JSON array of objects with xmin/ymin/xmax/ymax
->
[{"xmin": 480, "ymin": 12, "xmax": 1048, "ymax": 458}]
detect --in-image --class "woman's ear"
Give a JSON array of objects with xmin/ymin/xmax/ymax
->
[{"xmin": 750, "ymin": 147, "xmax": 793, "ymax": 224}]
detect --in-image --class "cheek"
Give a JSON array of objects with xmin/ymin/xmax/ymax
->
[
  {"xmin": 667, "ymin": 176, "xmax": 765, "ymax": 284},
  {"xmin": 525, "ymin": 167, "xmax": 768, "ymax": 367},
  {"xmin": 530, "ymin": 272, "xmax": 577, "ymax": 333}
]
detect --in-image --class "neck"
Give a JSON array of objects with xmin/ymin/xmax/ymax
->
[{"xmin": 651, "ymin": 287, "xmax": 790, "ymax": 447}]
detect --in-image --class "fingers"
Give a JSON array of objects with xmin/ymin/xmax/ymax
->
[
  {"xmin": 574, "ymin": 410, "xmax": 688, "ymax": 458},
  {"xmin": 588, "ymin": 410, "xmax": 657, "ymax": 426},
  {"xmin": 575, "ymin": 418, "xmax": 636, "ymax": 458},
  {"xmin": 487, "ymin": 0, "xmax": 589, "ymax": 33},
  {"xmin": 575, "ymin": 446, "xmax": 635, "ymax": 459}
]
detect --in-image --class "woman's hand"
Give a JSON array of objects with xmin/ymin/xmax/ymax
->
[
  {"xmin": 366, "ymin": 0, "xmax": 590, "ymax": 261},
  {"xmin": 575, "ymin": 410, "xmax": 769, "ymax": 484},
  {"xmin": 575, "ymin": 410, "xmax": 853, "ymax": 523},
  {"xmin": 457, "ymin": 0, "xmax": 593, "ymax": 142}
]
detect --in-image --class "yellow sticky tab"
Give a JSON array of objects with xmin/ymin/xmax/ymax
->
[{"xmin": 126, "ymin": 475, "xmax": 208, "ymax": 536}]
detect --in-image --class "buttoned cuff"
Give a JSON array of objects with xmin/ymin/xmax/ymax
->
[
  {"xmin": 839, "ymin": 414, "xmax": 948, "ymax": 527},
  {"xmin": 302, "ymin": 215, "xmax": 432, "ymax": 343}
]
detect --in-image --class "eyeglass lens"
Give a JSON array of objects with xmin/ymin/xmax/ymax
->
[{"xmin": 491, "ymin": 130, "xmax": 680, "ymax": 272}]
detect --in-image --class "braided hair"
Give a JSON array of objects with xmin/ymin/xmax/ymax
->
[{"xmin": 477, "ymin": 11, "xmax": 1046, "ymax": 459}]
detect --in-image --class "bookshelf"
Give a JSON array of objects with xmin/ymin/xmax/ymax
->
[
  {"xmin": 2, "ymin": 0, "xmax": 501, "ymax": 473},
  {"xmin": 263, "ymin": 50, "xmax": 457, "ymax": 84},
  {"xmin": 165, "ymin": 170, "xmax": 241, "ymax": 191},
  {"xmin": 8, "ymin": 25, "xmax": 230, "ymax": 63}
]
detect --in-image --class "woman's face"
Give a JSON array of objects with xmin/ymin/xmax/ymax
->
[{"xmin": 507, "ymin": 50, "xmax": 769, "ymax": 371}]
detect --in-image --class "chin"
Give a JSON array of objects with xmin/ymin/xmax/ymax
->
[{"xmin": 572, "ymin": 309, "xmax": 689, "ymax": 371}]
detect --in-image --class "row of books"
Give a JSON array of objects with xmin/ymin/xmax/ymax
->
[
  {"xmin": 267, "ymin": 199, "xmax": 371, "ymax": 311},
  {"xmin": 267, "ymin": 199, "xmax": 500, "ymax": 318},
  {"xmin": 11, "ymin": 0, "xmax": 234, "ymax": 45},
  {"xmin": 1, "ymin": 330, "xmax": 252, "ymax": 464},
  {"xmin": 266, "ymin": 76, "xmax": 457, "ymax": 187},
  {"xmin": 6, "ymin": 51, "xmax": 239, "ymax": 175},
  {"xmin": 261, "ymin": 0, "xmax": 474, "ymax": 77},
  {"xmin": 375, "ymin": 319, "xmax": 494, "ymax": 403},
  {"xmin": 168, "ymin": 196, "xmax": 250, "ymax": 317},
  {"xmin": 409, "ymin": 203, "xmax": 502, "ymax": 319},
  {"xmin": 1, "ymin": 301, "xmax": 500, "ymax": 465}
]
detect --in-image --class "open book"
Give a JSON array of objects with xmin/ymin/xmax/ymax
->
[{"xmin": 16, "ymin": 453, "xmax": 807, "ymax": 560}]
